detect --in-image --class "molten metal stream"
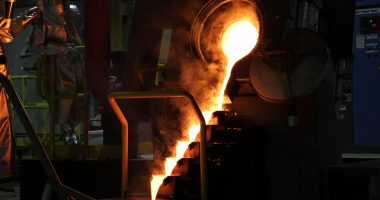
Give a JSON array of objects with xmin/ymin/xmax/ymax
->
[{"xmin": 151, "ymin": 19, "xmax": 258, "ymax": 200}]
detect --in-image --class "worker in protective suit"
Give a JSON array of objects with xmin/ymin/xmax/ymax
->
[
  {"xmin": 13, "ymin": 0, "xmax": 85, "ymax": 145},
  {"xmin": 0, "ymin": 0, "xmax": 17, "ymax": 180}
]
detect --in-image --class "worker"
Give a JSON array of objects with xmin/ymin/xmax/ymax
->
[
  {"xmin": 13, "ymin": 0, "xmax": 85, "ymax": 145},
  {"xmin": 0, "ymin": 0, "xmax": 18, "ymax": 180}
]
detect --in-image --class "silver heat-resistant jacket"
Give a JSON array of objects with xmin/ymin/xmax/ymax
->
[
  {"xmin": 22, "ymin": 1, "xmax": 84, "ymax": 95},
  {"xmin": 0, "ymin": 0, "xmax": 15, "ymax": 179}
]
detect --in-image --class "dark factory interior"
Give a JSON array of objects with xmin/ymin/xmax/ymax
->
[{"xmin": 0, "ymin": 0, "xmax": 379, "ymax": 200}]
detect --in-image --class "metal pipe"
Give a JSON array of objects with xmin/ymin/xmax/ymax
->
[
  {"xmin": 108, "ymin": 91, "xmax": 207, "ymax": 200},
  {"xmin": 0, "ymin": 73, "xmax": 94, "ymax": 200}
]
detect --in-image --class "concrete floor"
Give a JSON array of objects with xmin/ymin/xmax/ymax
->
[{"xmin": 0, "ymin": 181, "xmax": 20, "ymax": 200}]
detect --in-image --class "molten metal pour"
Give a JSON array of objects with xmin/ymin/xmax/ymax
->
[
  {"xmin": 151, "ymin": 19, "xmax": 259, "ymax": 200},
  {"xmin": 218, "ymin": 20, "xmax": 259, "ymax": 109}
]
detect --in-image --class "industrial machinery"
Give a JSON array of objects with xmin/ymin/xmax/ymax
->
[
  {"xmin": 115, "ymin": 0, "xmax": 330, "ymax": 199},
  {"xmin": 317, "ymin": 1, "xmax": 380, "ymax": 198},
  {"xmin": 351, "ymin": 0, "xmax": 380, "ymax": 147},
  {"xmin": 16, "ymin": 0, "xmax": 334, "ymax": 199},
  {"xmin": 123, "ymin": 0, "xmax": 330, "ymax": 103}
]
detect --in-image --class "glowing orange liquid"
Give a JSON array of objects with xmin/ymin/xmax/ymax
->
[{"xmin": 150, "ymin": 19, "xmax": 258, "ymax": 200}]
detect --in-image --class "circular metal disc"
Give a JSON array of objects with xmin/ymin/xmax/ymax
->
[{"xmin": 249, "ymin": 29, "xmax": 330, "ymax": 104}]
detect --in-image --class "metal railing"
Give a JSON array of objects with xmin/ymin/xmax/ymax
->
[
  {"xmin": 108, "ymin": 91, "xmax": 208, "ymax": 200},
  {"xmin": 0, "ymin": 73, "xmax": 94, "ymax": 200},
  {"xmin": 36, "ymin": 54, "xmax": 89, "ymax": 157},
  {"xmin": 10, "ymin": 75, "xmax": 49, "ymax": 142}
]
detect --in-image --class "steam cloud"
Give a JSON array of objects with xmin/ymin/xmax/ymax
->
[{"xmin": 150, "ymin": 0, "xmax": 261, "ymax": 174}]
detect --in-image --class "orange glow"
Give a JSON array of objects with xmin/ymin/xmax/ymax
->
[
  {"xmin": 202, "ymin": 111, "xmax": 214, "ymax": 123},
  {"xmin": 151, "ymin": 175, "xmax": 165, "ymax": 200},
  {"xmin": 222, "ymin": 20, "xmax": 258, "ymax": 63},
  {"xmin": 150, "ymin": 128, "xmax": 200, "ymax": 200},
  {"xmin": 176, "ymin": 141, "xmax": 190, "ymax": 157},
  {"xmin": 189, "ymin": 125, "xmax": 200, "ymax": 142},
  {"xmin": 218, "ymin": 20, "xmax": 258, "ymax": 109},
  {"xmin": 150, "ymin": 19, "xmax": 259, "ymax": 200},
  {"xmin": 165, "ymin": 157, "xmax": 178, "ymax": 176}
]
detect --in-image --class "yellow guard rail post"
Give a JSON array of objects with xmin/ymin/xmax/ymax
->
[{"xmin": 108, "ymin": 91, "xmax": 207, "ymax": 200}]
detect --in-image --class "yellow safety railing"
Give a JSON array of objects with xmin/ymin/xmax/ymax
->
[
  {"xmin": 10, "ymin": 75, "xmax": 49, "ymax": 142},
  {"xmin": 0, "ymin": 73, "xmax": 95, "ymax": 200},
  {"xmin": 108, "ymin": 91, "xmax": 207, "ymax": 200}
]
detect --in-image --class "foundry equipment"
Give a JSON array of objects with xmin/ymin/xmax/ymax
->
[
  {"xmin": 112, "ymin": 0, "xmax": 331, "ymax": 199},
  {"xmin": 351, "ymin": 0, "xmax": 380, "ymax": 147},
  {"xmin": 9, "ymin": 0, "xmax": 333, "ymax": 199}
]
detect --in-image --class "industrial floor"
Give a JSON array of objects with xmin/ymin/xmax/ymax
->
[
  {"xmin": 0, "ymin": 181, "xmax": 20, "ymax": 200},
  {"xmin": 0, "ymin": 133, "xmax": 104, "ymax": 200}
]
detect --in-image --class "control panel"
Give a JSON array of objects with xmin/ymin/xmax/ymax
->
[{"xmin": 352, "ymin": 1, "xmax": 380, "ymax": 146}]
